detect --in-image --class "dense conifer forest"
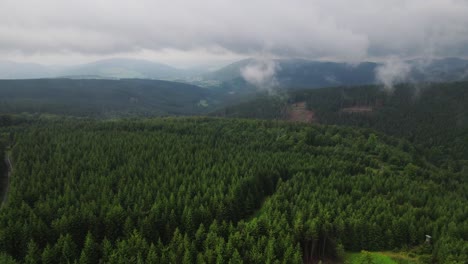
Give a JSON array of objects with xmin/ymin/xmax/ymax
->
[
  {"xmin": 0, "ymin": 117, "xmax": 466, "ymax": 263},
  {"xmin": 300, "ymin": 82, "xmax": 468, "ymax": 165},
  {"xmin": 221, "ymin": 82, "xmax": 468, "ymax": 169}
]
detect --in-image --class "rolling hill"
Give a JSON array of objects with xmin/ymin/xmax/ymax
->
[
  {"xmin": 0, "ymin": 79, "xmax": 218, "ymax": 117},
  {"xmin": 204, "ymin": 58, "xmax": 468, "ymax": 90},
  {"xmin": 218, "ymin": 81, "xmax": 468, "ymax": 169},
  {"xmin": 0, "ymin": 59, "xmax": 201, "ymax": 80},
  {"xmin": 0, "ymin": 61, "xmax": 56, "ymax": 79},
  {"xmin": 57, "ymin": 58, "xmax": 190, "ymax": 80}
]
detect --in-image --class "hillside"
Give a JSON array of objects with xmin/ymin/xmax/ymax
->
[
  {"xmin": 218, "ymin": 82, "xmax": 468, "ymax": 168},
  {"xmin": 0, "ymin": 79, "xmax": 218, "ymax": 117},
  {"xmin": 204, "ymin": 59, "xmax": 377, "ymax": 89},
  {"xmin": 0, "ymin": 59, "xmax": 201, "ymax": 80},
  {"xmin": 205, "ymin": 58, "xmax": 468, "ymax": 90},
  {"xmin": 0, "ymin": 118, "xmax": 465, "ymax": 263},
  {"xmin": 3, "ymin": 57, "xmax": 467, "ymax": 89},
  {"xmin": 0, "ymin": 61, "xmax": 56, "ymax": 79},
  {"xmin": 58, "ymin": 58, "xmax": 192, "ymax": 80}
]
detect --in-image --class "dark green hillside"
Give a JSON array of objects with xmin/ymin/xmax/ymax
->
[
  {"xmin": 276, "ymin": 60, "xmax": 377, "ymax": 89},
  {"xmin": 302, "ymin": 82, "xmax": 468, "ymax": 166},
  {"xmin": 0, "ymin": 79, "xmax": 217, "ymax": 117},
  {"xmin": 205, "ymin": 59, "xmax": 378, "ymax": 89},
  {"xmin": 220, "ymin": 82, "xmax": 468, "ymax": 168},
  {"xmin": 205, "ymin": 58, "xmax": 468, "ymax": 91},
  {"xmin": 220, "ymin": 95, "xmax": 289, "ymax": 119},
  {"xmin": 0, "ymin": 118, "xmax": 465, "ymax": 263}
]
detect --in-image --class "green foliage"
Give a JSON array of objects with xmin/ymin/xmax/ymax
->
[
  {"xmin": 303, "ymin": 82, "xmax": 468, "ymax": 166},
  {"xmin": 79, "ymin": 232, "xmax": 99, "ymax": 264},
  {"xmin": 0, "ymin": 79, "xmax": 218, "ymax": 117},
  {"xmin": 359, "ymin": 250, "xmax": 376, "ymax": 264},
  {"xmin": 218, "ymin": 95, "xmax": 289, "ymax": 120},
  {"xmin": 345, "ymin": 251, "xmax": 419, "ymax": 264},
  {"xmin": 24, "ymin": 240, "xmax": 39, "ymax": 264},
  {"xmin": 222, "ymin": 82, "xmax": 468, "ymax": 169},
  {"xmin": 0, "ymin": 118, "xmax": 466, "ymax": 263},
  {"xmin": 0, "ymin": 253, "xmax": 18, "ymax": 264}
]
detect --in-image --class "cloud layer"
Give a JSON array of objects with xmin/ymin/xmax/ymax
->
[{"xmin": 1, "ymin": 0, "xmax": 468, "ymax": 65}]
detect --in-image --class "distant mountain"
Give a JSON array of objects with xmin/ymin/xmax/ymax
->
[
  {"xmin": 276, "ymin": 59, "xmax": 378, "ymax": 88},
  {"xmin": 205, "ymin": 58, "xmax": 468, "ymax": 90},
  {"xmin": 203, "ymin": 59, "xmax": 253, "ymax": 82},
  {"xmin": 409, "ymin": 57, "xmax": 468, "ymax": 82},
  {"xmin": 0, "ymin": 59, "xmax": 204, "ymax": 80},
  {"xmin": 3, "ymin": 57, "xmax": 468, "ymax": 87},
  {"xmin": 204, "ymin": 59, "xmax": 378, "ymax": 88},
  {"xmin": 0, "ymin": 60, "xmax": 56, "ymax": 79},
  {"xmin": 58, "ymin": 58, "xmax": 187, "ymax": 79}
]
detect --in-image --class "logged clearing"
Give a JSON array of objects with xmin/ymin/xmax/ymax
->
[
  {"xmin": 344, "ymin": 251, "xmax": 420, "ymax": 264},
  {"xmin": 288, "ymin": 101, "xmax": 316, "ymax": 123},
  {"xmin": 341, "ymin": 106, "xmax": 373, "ymax": 113}
]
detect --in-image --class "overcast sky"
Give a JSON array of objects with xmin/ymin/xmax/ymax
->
[{"xmin": 1, "ymin": 0, "xmax": 468, "ymax": 67}]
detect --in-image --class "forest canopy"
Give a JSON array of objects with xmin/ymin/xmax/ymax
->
[
  {"xmin": 220, "ymin": 82, "xmax": 468, "ymax": 170},
  {"xmin": 0, "ymin": 118, "xmax": 466, "ymax": 263}
]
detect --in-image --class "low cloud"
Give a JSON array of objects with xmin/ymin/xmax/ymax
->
[
  {"xmin": 240, "ymin": 59, "xmax": 280, "ymax": 93},
  {"xmin": 375, "ymin": 57, "xmax": 412, "ymax": 91}
]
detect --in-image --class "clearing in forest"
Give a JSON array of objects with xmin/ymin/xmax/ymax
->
[
  {"xmin": 344, "ymin": 251, "xmax": 420, "ymax": 264},
  {"xmin": 341, "ymin": 106, "xmax": 373, "ymax": 113},
  {"xmin": 288, "ymin": 101, "xmax": 316, "ymax": 123}
]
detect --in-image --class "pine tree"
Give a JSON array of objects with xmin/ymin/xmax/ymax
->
[
  {"xmin": 229, "ymin": 249, "xmax": 243, "ymax": 264},
  {"xmin": 79, "ymin": 232, "xmax": 99, "ymax": 264},
  {"xmin": 56, "ymin": 234, "xmax": 78, "ymax": 264},
  {"xmin": 145, "ymin": 244, "xmax": 159, "ymax": 263},
  {"xmin": 24, "ymin": 240, "xmax": 39, "ymax": 264},
  {"xmin": 100, "ymin": 238, "xmax": 113, "ymax": 263},
  {"xmin": 41, "ymin": 245, "xmax": 56, "ymax": 264}
]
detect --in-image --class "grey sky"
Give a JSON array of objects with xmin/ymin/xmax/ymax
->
[{"xmin": 1, "ymin": 0, "xmax": 468, "ymax": 67}]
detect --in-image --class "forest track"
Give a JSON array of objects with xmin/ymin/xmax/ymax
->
[{"xmin": 1, "ymin": 152, "xmax": 12, "ymax": 206}]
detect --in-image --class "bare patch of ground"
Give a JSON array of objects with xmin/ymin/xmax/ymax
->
[
  {"xmin": 288, "ymin": 102, "xmax": 317, "ymax": 123},
  {"xmin": 341, "ymin": 106, "xmax": 374, "ymax": 113}
]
